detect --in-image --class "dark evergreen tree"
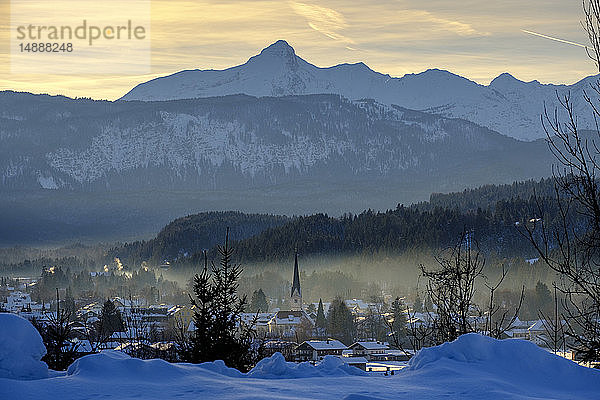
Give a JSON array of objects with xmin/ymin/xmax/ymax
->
[
  {"xmin": 186, "ymin": 229, "xmax": 256, "ymax": 371},
  {"xmin": 327, "ymin": 296, "xmax": 355, "ymax": 345},
  {"xmin": 413, "ymin": 294, "xmax": 423, "ymax": 313},
  {"xmin": 389, "ymin": 297, "xmax": 408, "ymax": 347},
  {"xmin": 64, "ymin": 286, "xmax": 76, "ymax": 316},
  {"xmin": 315, "ymin": 298, "xmax": 327, "ymax": 331},
  {"xmin": 98, "ymin": 299, "xmax": 123, "ymax": 340},
  {"xmin": 250, "ymin": 289, "xmax": 268, "ymax": 312},
  {"xmin": 185, "ymin": 251, "xmax": 213, "ymax": 362},
  {"xmin": 534, "ymin": 281, "xmax": 552, "ymax": 314}
]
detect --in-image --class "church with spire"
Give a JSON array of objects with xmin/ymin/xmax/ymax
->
[
  {"xmin": 266, "ymin": 250, "xmax": 314, "ymax": 337},
  {"xmin": 290, "ymin": 250, "xmax": 302, "ymax": 311}
]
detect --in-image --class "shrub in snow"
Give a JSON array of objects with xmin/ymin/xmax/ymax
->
[
  {"xmin": 247, "ymin": 352, "xmax": 366, "ymax": 379},
  {"xmin": 0, "ymin": 313, "xmax": 48, "ymax": 380}
]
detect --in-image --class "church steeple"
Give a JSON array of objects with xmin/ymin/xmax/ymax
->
[{"xmin": 290, "ymin": 249, "xmax": 302, "ymax": 311}]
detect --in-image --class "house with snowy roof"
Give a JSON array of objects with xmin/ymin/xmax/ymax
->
[
  {"xmin": 112, "ymin": 297, "xmax": 145, "ymax": 310},
  {"xmin": 168, "ymin": 305, "xmax": 196, "ymax": 332},
  {"xmin": 344, "ymin": 299, "xmax": 371, "ymax": 315},
  {"xmin": 337, "ymin": 356, "xmax": 368, "ymax": 371},
  {"xmin": 4, "ymin": 291, "xmax": 32, "ymax": 312},
  {"xmin": 503, "ymin": 318, "xmax": 559, "ymax": 347},
  {"xmin": 114, "ymin": 341, "xmax": 155, "ymax": 359},
  {"xmin": 349, "ymin": 341, "xmax": 389, "ymax": 360},
  {"xmin": 295, "ymin": 339, "xmax": 348, "ymax": 361},
  {"xmin": 526, "ymin": 320, "xmax": 548, "ymax": 345},
  {"xmin": 267, "ymin": 310, "xmax": 314, "ymax": 337},
  {"xmin": 240, "ymin": 312, "xmax": 274, "ymax": 335},
  {"xmin": 261, "ymin": 339, "xmax": 298, "ymax": 360}
]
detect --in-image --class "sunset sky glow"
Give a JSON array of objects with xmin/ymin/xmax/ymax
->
[{"xmin": 0, "ymin": 0, "xmax": 596, "ymax": 100}]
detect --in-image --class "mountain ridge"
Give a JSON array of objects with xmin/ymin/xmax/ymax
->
[
  {"xmin": 1, "ymin": 91, "xmax": 550, "ymax": 191},
  {"xmin": 121, "ymin": 40, "xmax": 599, "ymax": 141},
  {"xmin": 0, "ymin": 91, "xmax": 556, "ymax": 244}
]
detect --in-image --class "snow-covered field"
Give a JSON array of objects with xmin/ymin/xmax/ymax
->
[{"xmin": 1, "ymin": 314, "xmax": 600, "ymax": 400}]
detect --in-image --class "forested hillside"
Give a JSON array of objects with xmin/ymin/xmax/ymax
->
[
  {"xmin": 110, "ymin": 211, "xmax": 289, "ymax": 265},
  {"xmin": 193, "ymin": 196, "xmax": 559, "ymax": 265},
  {"xmin": 3, "ymin": 178, "xmax": 574, "ymax": 273},
  {"xmin": 111, "ymin": 178, "xmax": 570, "ymax": 267},
  {"xmin": 421, "ymin": 178, "xmax": 557, "ymax": 212}
]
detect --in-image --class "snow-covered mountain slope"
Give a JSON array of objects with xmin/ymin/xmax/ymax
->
[
  {"xmin": 121, "ymin": 40, "xmax": 599, "ymax": 141},
  {"xmin": 0, "ymin": 91, "xmax": 552, "ymax": 193}
]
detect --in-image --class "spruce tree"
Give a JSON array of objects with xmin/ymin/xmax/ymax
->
[
  {"xmin": 327, "ymin": 296, "xmax": 355, "ymax": 345},
  {"xmin": 99, "ymin": 299, "xmax": 123, "ymax": 339},
  {"xmin": 390, "ymin": 297, "xmax": 408, "ymax": 347},
  {"xmin": 250, "ymin": 289, "xmax": 268, "ymax": 312},
  {"xmin": 186, "ymin": 229, "xmax": 255, "ymax": 371},
  {"xmin": 315, "ymin": 298, "xmax": 326, "ymax": 330},
  {"xmin": 64, "ymin": 286, "xmax": 76, "ymax": 316},
  {"xmin": 413, "ymin": 294, "xmax": 423, "ymax": 313},
  {"xmin": 187, "ymin": 251, "xmax": 214, "ymax": 362}
]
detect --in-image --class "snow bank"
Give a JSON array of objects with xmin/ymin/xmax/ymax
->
[
  {"xmin": 197, "ymin": 359, "xmax": 245, "ymax": 378},
  {"xmin": 68, "ymin": 350, "xmax": 198, "ymax": 381},
  {"xmin": 407, "ymin": 333, "xmax": 600, "ymax": 392},
  {"xmin": 67, "ymin": 349, "xmax": 246, "ymax": 381},
  {"xmin": 3, "ymin": 332, "xmax": 600, "ymax": 399},
  {"xmin": 67, "ymin": 351, "xmax": 363, "ymax": 382},
  {"xmin": 0, "ymin": 313, "xmax": 48, "ymax": 380},
  {"xmin": 247, "ymin": 353, "xmax": 366, "ymax": 379}
]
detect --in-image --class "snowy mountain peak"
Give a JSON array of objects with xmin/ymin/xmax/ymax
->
[
  {"xmin": 419, "ymin": 68, "xmax": 467, "ymax": 79},
  {"xmin": 119, "ymin": 41, "xmax": 599, "ymax": 141},
  {"xmin": 489, "ymin": 72, "xmax": 523, "ymax": 88},
  {"xmin": 248, "ymin": 40, "xmax": 299, "ymax": 66},
  {"xmin": 259, "ymin": 40, "xmax": 295, "ymax": 57}
]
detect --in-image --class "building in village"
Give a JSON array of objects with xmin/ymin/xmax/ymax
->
[
  {"xmin": 348, "ymin": 341, "xmax": 389, "ymax": 360},
  {"xmin": 240, "ymin": 312, "xmax": 272, "ymax": 336},
  {"xmin": 295, "ymin": 339, "xmax": 348, "ymax": 361},
  {"xmin": 348, "ymin": 341, "xmax": 411, "ymax": 362}
]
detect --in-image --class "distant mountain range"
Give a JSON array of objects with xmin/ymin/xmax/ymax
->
[
  {"xmin": 0, "ymin": 91, "xmax": 551, "ymax": 193},
  {"xmin": 0, "ymin": 89, "xmax": 556, "ymax": 245},
  {"xmin": 122, "ymin": 40, "xmax": 599, "ymax": 142},
  {"xmin": 1, "ymin": 40, "xmax": 587, "ymax": 245}
]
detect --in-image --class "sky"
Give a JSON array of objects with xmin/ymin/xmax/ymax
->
[{"xmin": 0, "ymin": 0, "xmax": 597, "ymax": 100}]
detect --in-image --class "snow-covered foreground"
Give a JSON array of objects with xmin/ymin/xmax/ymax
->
[{"xmin": 1, "ymin": 315, "xmax": 600, "ymax": 399}]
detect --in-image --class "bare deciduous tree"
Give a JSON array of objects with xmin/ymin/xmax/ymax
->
[
  {"xmin": 33, "ymin": 288, "xmax": 79, "ymax": 370},
  {"xmin": 421, "ymin": 231, "xmax": 483, "ymax": 344},
  {"xmin": 420, "ymin": 231, "xmax": 523, "ymax": 346},
  {"xmin": 484, "ymin": 265, "xmax": 524, "ymax": 339},
  {"xmin": 538, "ymin": 283, "xmax": 567, "ymax": 354},
  {"xmin": 522, "ymin": 0, "xmax": 600, "ymax": 362}
]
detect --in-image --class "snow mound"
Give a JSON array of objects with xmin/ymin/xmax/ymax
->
[
  {"xmin": 247, "ymin": 352, "xmax": 366, "ymax": 379},
  {"xmin": 67, "ymin": 350, "xmax": 245, "ymax": 381},
  {"xmin": 68, "ymin": 350, "xmax": 191, "ymax": 381},
  {"xmin": 2, "ymin": 332, "xmax": 600, "ymax": 399},
  {"xmin": 198, "ymin": 359, "xmax": 244, "ymax": 378},
  {"xmin": 407, "ymin": 333, "xmax": 600, "ymax": 390},
  {"xmin": 0, "ymin": 313, "xmax": 48, "ymax": 380}
]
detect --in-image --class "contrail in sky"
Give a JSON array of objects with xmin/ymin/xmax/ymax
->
[{"xmin": 521, "ymin": 29, "xmax": 589, "ymax": 49}]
